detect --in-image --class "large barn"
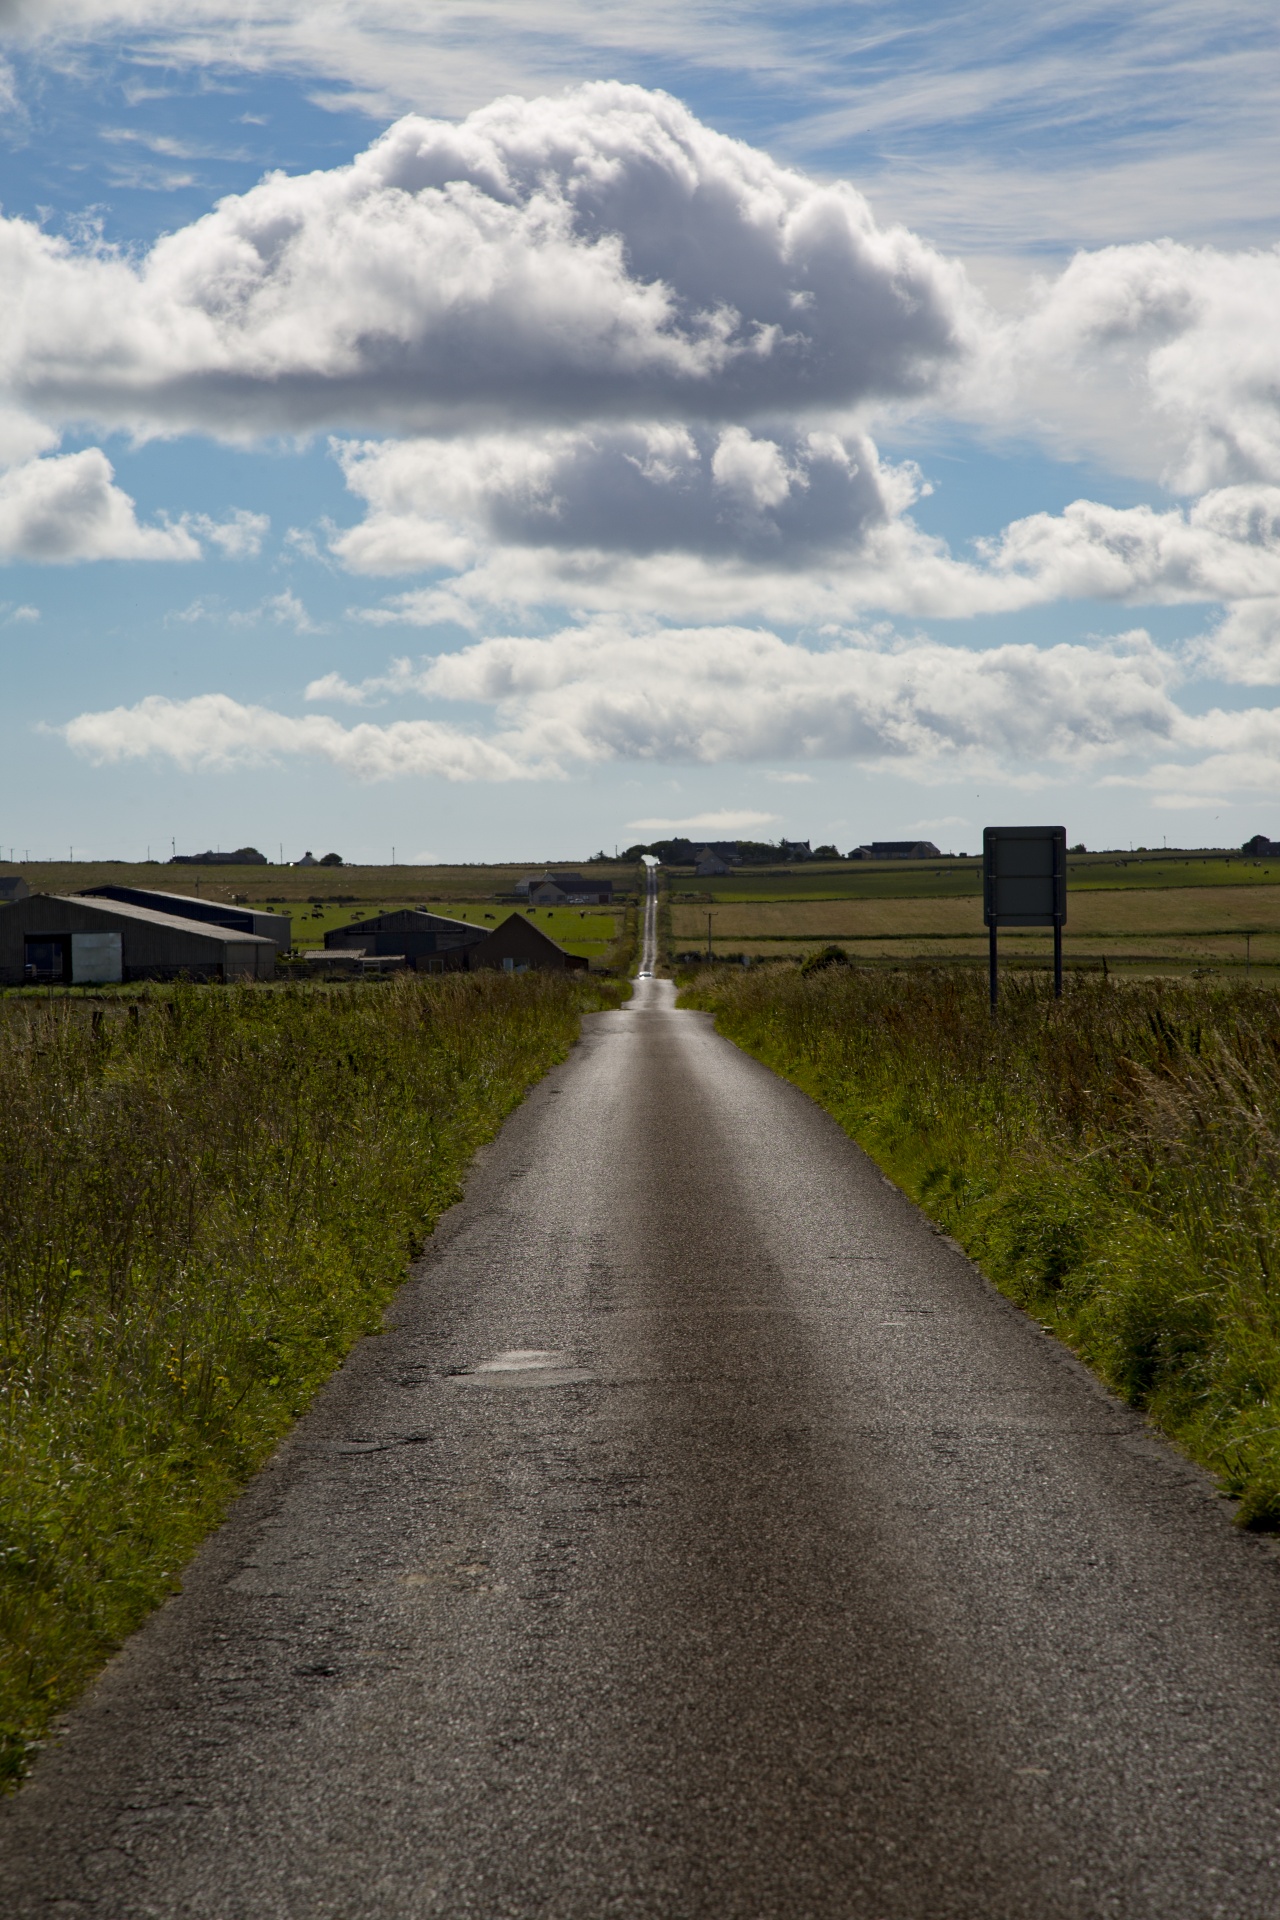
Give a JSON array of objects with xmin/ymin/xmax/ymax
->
[
  {"xmin": 80, "ymin": 884, "xmax": 292, "ymax": 949},
  {"xmin": 0, "ymin": 894, "xmax": 277, "ymax": 985}
]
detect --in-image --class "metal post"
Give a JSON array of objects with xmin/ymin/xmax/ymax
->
[
  {"xmin": 1053, "ymin": 921, "xmax": 1063, "ymax": 998},
  {"xmin": 706, "ymin": 912, "xmax": 713, "ymax": 964},
  {"xmin": 989, "ymin": 921, "xmax": 998, "ymax": 1012}
]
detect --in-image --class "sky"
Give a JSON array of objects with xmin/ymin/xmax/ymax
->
[{"xmin": 2, "ymin": 3, "xmax": 1279, "ymax": 863}]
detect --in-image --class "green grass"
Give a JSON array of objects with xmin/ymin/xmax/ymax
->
[
  {"xmin": 0, "ymin": 969, "xmax": 625, "ymax": 1789},
  {"xmin": 681, "ymin": 964, "xmax": 1280, "ymax": 1528}
]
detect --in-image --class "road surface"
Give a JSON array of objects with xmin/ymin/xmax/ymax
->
[{"xmin": 5, "ymin": 978, "xmax": 1280, "ymax": 1917}]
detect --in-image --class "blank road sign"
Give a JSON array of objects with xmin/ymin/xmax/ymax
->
[{"xmin": 983, "ymin": 827, "xmax": 1066, "ymax": 927}]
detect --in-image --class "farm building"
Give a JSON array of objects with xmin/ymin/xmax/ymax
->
[
  {"xmin": 0, "ymin": 876, "xmax": 30, "ymax": 903},
  {"xmin": 514, "ymin": 872, "xmax": 614, "ymax": 905},
  {"xmin": 1243, "ymin": 834, "xmax": 1280, "ymax": 857},
  {"xmin": 848, "ymin": 840, "xmax": 942, "ymax": 861},
  {"xmin": 0, "ymin": 894, "xmax": 277, "ymax": 985},
  {"xmin": 693, "ymin": 847, "xmax": 732, "ymax": 876},
  {"xmin": 80, "ymin": 884, "xmax": 291, "ymax": 949},
  {"xmin": 324, "ymin": 908, "xmax": 487, "ymax": 971},
  {"xmin": 467, "ymin": 913, "xmax": 588, "ymax": 973}
]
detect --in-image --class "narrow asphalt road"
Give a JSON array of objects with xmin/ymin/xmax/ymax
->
[{"xmin": 5, "ymin": 978, "xmax": 1280, "ymax": 1917}]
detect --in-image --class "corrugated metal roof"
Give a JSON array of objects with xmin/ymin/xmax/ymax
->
[{"xmin": 44, "ymin": 895, "xmax": 275, "ymax": 946}]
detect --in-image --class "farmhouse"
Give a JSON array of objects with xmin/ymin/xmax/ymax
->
[
  {"xmin": 81, "ymin": 884, "xmax": 291, "ymax": 949},
  {"xmin": 515, "ymin": 871, "xmax": 615, "ymax": 905},
  {"xmin": 694, "ymin": 847, "xmax": 732, "ymax": 876},
  {"xmin": 324, "ymin": 908, "xmax": 487, "ymax": 971},
  {"xmin": 0, "ymin": 893, "xmax": 277, "ymax": 985},
  {"xmin": 1243, "ymin": 834, "xmax": 1280, "ymax": 857}
]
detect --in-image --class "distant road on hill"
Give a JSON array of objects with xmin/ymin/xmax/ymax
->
[{"xmin": 5, "ymin": 980, "xmax": 1280, "ymax": 1915}]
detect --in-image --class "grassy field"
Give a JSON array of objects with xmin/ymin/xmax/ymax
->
[
  {"xmin": 7, "ymin": 861, "xmax": 638, "ymax": 962},
  {"xmin": 666, "ymin": 851, "xmax": 1280, "ymax": 975},
  {"xmin": 681, "ymin": 964, "xmax": 1280, "ymax": 1530},
  {"xmin": 0, "ymin": 969, "xmax": 626, "ymax": 1790},
  {"xmin": 677, "ymin": 850, "xmax": 1280, "ymax": 904}
]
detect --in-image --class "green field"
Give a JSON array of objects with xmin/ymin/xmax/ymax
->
[
  {"xmin": 676, "ymin": 850, "xmax": 1280, "ymax": 903},
  {"xmin": 667, "ymin": 851, "xmax": 1280, "ymax": 975}
]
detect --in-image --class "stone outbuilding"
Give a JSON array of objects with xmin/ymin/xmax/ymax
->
[
  {"xmin": 0, "ymin": 893, "xmax": 276, "ymax": 985},
  {"xmin": 467, "ymin": 912, "xmax": 588, "ymax": 973}
]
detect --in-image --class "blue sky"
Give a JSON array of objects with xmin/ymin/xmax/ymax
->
[{"xmin": 2, "ymin": 2, "xmax": 1278, "ymax": 862}]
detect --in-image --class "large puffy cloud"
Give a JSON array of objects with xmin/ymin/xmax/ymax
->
[
  {"xmin": 0, "ymin": 449, "xmax": 199, "ymax": 560},
  {"xmin": 65, "ymin": 622, "xmax": 1188, "ymax": 780},
  {"xmin": 0, "ymin": 85, "xmax": 976, "ymax": 438}
]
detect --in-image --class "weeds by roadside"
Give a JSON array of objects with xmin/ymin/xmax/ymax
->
[
  {"xmin": 681, "ymin": 965, "xmax": 1280, "ymax": 1530},
  {"xmin": 0, "ymin": 971, "xmax": 624, "ymax": 1789}
]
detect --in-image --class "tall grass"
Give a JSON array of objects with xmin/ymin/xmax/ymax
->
[
  {"xmin": 0, "ymin": 971, "xmax": 622, "ymax": 1787},
  {"xmin": 682, "ymin": 965, "xmax": 1280, "ymax": 1529}
]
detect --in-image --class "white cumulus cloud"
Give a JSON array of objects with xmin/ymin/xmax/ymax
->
[
  {"xmin": 0, "ymin": 85, "xmax": 977, "ymax": 442},
  {"xmin": 0, "ymin": 449, "xmax": 198, "ymax": 561},
  {"xmin": 66, "ymin": 620, "xmax": 1196, "ymax": 784},
  {"xmin": 989, "ymin": 240, "xmax": 1280, "ymax": 492},
  {"xmin": 61, "ymin": 691, "xmax": 557, "ymax": 781}
]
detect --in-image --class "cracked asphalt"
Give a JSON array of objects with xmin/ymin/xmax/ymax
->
[{"xmin": 4, "ymin": 977, "xmax": 1280, "ymax": 1916}]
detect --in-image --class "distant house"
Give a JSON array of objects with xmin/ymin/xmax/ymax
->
[
  {"xmin": 780, "ymin": 840, "xmax": 812, "ymax": 861},
  {"xmin": 694, "ymin": 847, "xmax": 732, "ymax": 876},
  {"xmin": 80, "ymin": 885, "xmax": 291, "ymax": 950},
  {"xmin": 0, "ymin": 876, "xmax": 30, "ymax": 904},
  {"xmin": 294, "ymin": 850, "xmax": 319, "ymax": 868},
  {"xmin": 1243, "ymin": 834, "xmax": 1280, "ymax": 857},
  {"xmin": 0, "ymin": 893, "xmax": 276, "ymax": 984},
  {"xmin": 515, "ymin": 871, "xmax": 614, "ymax": 905},
  {"xmin": 325, "ymin": 908, "xmax": 486, "ymax": 971},
  {"xmin": 467, "ymin": 912, "xmax": 587, "ymax": 973},
  {"xmin": 847, "ymin": 840, "xmax": 942, "ymax": 861}
]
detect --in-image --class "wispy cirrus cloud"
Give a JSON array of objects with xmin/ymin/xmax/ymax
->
[{"xmin": 3, "ymin": 4, "xmax": 1277, "ymax": 254}]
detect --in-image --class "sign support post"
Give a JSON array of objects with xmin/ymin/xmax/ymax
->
[{"xmin": 983, "ymin": 826, "xmax": 1068, "ymax": 1011}]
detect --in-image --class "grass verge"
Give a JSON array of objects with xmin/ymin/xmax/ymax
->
[
  {"xmin": 680, "ymin": 964, "xmax": 1280, "ymax": 1529},
  {"xmin": 1, "ymin": 970, "xmax": 625, "ymax": 1789}
]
